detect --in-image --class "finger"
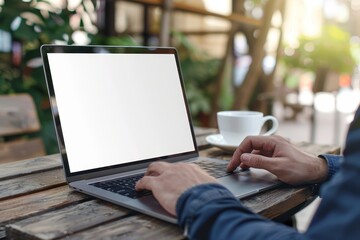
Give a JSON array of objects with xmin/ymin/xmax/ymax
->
[
  {"xmin": 251, "ymin": 149, "xmax": 273, "ymax": 157},
  {"xmin": 228, "ymin": 136, "xmax": 266, "ymax": 171},
  {"xmin": 135, "ymin": 175, "xmax": 156, "ymax": 191},
  {"xmin": 228, "ymin": 140, "xmax": 247, "ymax": 171},
  {"xmin": 240, "ymin": 153, "xmax": 277, "ymax": 172},
  {"xmin": 251, "ymin": 150, "xmax": 261, "ymax": 155},
  {"xmin": 145, "ymin": 162, "xmax": 170, "ymax": 176},
  {"xmin": 228, "ymin": 136, "xmax": 279, "ymax": 171}
]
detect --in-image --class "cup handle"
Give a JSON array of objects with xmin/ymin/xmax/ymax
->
[{"xmin": 261, "ymin": 116, "xmax": 279, "ymax": 136}]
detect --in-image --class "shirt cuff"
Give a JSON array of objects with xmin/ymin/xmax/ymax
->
[{"xmin": 318, "ymin": 154, "xmax": 342, "ymax": 181}]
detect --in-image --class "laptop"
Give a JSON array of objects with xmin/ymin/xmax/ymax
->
[{"xmin": 40, "ymin": 44, "xmax": 280, "ymax": 224}]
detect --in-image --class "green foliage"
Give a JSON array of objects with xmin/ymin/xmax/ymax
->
[
  {"xmin": 173, "ymin": 32, "xmax": 220, "ymax": 125},
  {"xmin": 282, "ymin": 25, "xmax": 356, "ymax": 74},
  {"xmin": 350, "ymin": 40, "xmax": 360, "ymax": 65},
  {"xmin": 0, "ymin": 0, "xmax": 95, "ymax": 153},
  {"xmin": 91, "ymin": 35, "xmax": 140, "ymax": 46}
]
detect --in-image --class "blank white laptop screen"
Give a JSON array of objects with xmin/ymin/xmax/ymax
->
[{"xmin": 47, "ymin": 53, "xmax": 195, "ymax": 173}]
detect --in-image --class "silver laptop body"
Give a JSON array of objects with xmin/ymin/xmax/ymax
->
[{"xmin": 41, "ymin": 44, "xmax": 279, "ymax": 224}]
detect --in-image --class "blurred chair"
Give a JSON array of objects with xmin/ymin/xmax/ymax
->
[{"xmin": 0, "ymin": 94, "xmax": 45, "ymax": 163}]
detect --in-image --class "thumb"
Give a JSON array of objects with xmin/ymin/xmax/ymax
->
[{"xmin": 241, "ymin": 153, "xmax": 275, "ymax": 171}]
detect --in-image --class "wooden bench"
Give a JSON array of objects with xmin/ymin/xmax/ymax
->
[{"xmin": 0, "ymin": 94, "xmax": 45, "ymax": 163}]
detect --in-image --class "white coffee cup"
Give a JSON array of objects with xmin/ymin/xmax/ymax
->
[{"xmin": 217, "ymin": 111, "xmax": 279, "ymax": 145}]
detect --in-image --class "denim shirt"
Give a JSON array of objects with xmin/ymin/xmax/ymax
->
[{"xmin": 176, "ymin": 108, "xmax": 360, "ymax": 240}]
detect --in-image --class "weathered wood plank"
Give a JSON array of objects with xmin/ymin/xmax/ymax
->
[
  {"xmin": 43, "ymin": 153, "xmax": 61, "ymax": 161},
  {"xmin": 0, "ymin": 185, "xmax": 88, "ymax": 227},
  {"xmin": 242, "ymin": 187, "xmax": 314, "ymax": 219},
  {"xmin": 65, "ymin": 215, "xmax": 184, "ymax": 240},
  {"xmin": 0, "ymin": 94, "xmax": 40, "ymax": 137},
  {"xmin": 0, "ymin": 138, "xmax": 46, "ymax": 163},
  {"xmin": 200, "ymin": 147, "xmax": 233, "ymax": 160},
  {"xmin": 0, "ymin": 154, "xmax": 61, "ymax": 181},
  {"xmin": 0, "ymin": 168, "xmax": 65, "ymax": 200},
  {"xmin": 4, "ymin": 186, "xmax": 313, "ymax": 239},
  {"xmin": 6, "ymin": 200, "xmax": 131, "ymax": 240}
]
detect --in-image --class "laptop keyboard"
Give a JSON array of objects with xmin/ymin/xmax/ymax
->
[
  {"xmin": 90, "ymin": 174, "xmax": 151, "ymax": 199},
  {"xmin": 193, "ymin": 160, "xmax": 232, "ymax": 178},
  {"xmin": 90, "ymin": 160, "xmax": 231, "ymax": 199}
]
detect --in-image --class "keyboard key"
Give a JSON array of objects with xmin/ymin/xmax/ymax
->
[
  {"xmin": 193, "ymin": 160, "xmax": 231, "ymax": 178},
  {"xmin": 90, "ymin": 174, "xmax": 151, "ymax": 199}
]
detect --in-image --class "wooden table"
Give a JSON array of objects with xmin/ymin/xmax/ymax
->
[{"xmin": 0, "ymin": 127, "xmax": 340, "ymax": 240}]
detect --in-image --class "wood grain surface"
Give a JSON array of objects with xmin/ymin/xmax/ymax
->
[
  {"xmin": 0, "ymin": 168, "xmax": 65, "ymax": 200},
  {"xmin": 1, "ymin": 127, "xmax": 341, "ymax": 240},
  {"xmin": 6, "ymin": 200, "xmax": 131, "ymax": 240}
]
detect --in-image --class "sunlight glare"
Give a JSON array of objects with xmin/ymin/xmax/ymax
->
[
  {"xmin": 336, "ymin": 90, "xmax": 360, "ymax": 113},
  {"xmin": 314, "ymin": 92, "xmax": 335, "ymax": 113},
  {"xmin": 203, "ymin": 0, "xmax": 231, "ymax": 15}
]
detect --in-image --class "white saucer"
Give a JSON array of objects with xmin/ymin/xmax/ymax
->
[{"xmin": 205, "ymin": 134, "xmax": 239, "ymax": 152}]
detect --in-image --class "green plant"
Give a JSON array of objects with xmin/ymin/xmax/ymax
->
[
  {"xmin": 0, "ymin": 0, "xmax": 97, "ymax": 153},
  {"xmin": 281, "ymin": 24, "xmax": 356, "ymax": 88},
  {"xmin": 173, "ymin": 32, "xmax": 220, "ymax": 125}
]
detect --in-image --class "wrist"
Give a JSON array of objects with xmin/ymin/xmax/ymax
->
[{"xmin": 312, "ymin": 156, "xmax": 329, "ymax": 183}]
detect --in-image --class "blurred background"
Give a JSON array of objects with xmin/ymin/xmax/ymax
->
[{"xmin": 1, "ymin": 0, "xmax": 359, "ymax": 156}]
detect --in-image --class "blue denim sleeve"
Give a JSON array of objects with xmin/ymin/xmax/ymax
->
[
  {"xmin": 305, "ymin": 108, "xmax": 360, "ymax": 239},
  {"xmin": 176, "ymin": 183, "xmax": 306, "ymax": 240},
  {"xmin": 318, "ymin": 154, "xmax": 342, "ymax": 181}
]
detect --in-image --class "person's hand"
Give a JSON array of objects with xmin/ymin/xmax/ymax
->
[
  {"xmin": 135, "ymin": 162, "xmax": 216, "ymax": 216},
  {"xmin": 227, "ymin": 135, "xmax": 328, "ymax": 185}
]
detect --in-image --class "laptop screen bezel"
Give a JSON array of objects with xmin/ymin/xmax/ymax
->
[{"xmin": 41, "ymin": 44, "xmax": 199, "ymax": 182}]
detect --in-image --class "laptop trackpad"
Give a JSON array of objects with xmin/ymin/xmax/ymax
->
[
  {"xmin": 218, "ymin": 168, "xmax": 279, "ymax": 198},
  {"xmin": 135, "ymin": 195, "xmax": 177, "ymax": 223}
]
